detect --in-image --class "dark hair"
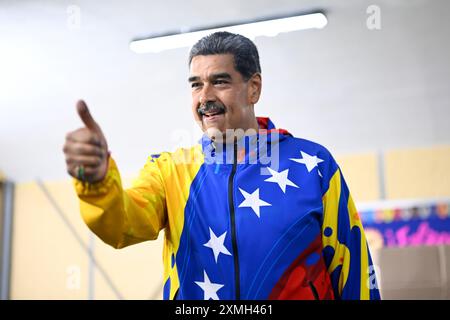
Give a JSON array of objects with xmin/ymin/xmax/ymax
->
[{"xmin": 188, "ymin": 31, "xmax": 261, "ymax": 81}]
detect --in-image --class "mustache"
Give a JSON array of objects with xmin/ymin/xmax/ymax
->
[{"xmin": 197, "ymin": 101, "xmax": 226, "ymax": 116}]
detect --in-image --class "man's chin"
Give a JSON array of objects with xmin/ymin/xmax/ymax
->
[
  {"xmin": 204, "ymin": 125, "xmax": 225, "ymax": 140},
  {"xmin": 203, "ymin": 126, "xmax": 250, "ymax": 144}
]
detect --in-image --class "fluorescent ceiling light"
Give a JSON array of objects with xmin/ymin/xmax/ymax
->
[{"xmin": 130, "ymin": 12, "xmax": 327, "ymax": 54}]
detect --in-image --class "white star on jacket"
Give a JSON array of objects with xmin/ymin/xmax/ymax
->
[
  {"xmin": 290, "ymin": 151, "xmax": 324, "ymax": 177},
  {"xmin": 264, "ymin": 167, "xmax": 299, "ymax": 193},
  {"xmin": 238, "ymin": 187, "xmax": 271, "ymax": 218},
  {"xmin": 195, "ymin": 270, "xmax": 224, "ymax": 300},
  {"xmin": 203, "ymin": 228, "xmax": 232, "ymax": 263}
]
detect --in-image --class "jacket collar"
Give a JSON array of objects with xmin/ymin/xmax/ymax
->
[{"xmin": 200, "ymin": 117, "xmax": 291, "ymax": 164}]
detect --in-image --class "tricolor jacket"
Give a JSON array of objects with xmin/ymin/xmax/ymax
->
[{"xmin": 75, "ymin": 117, "xmax": 380, "ymax": 300}]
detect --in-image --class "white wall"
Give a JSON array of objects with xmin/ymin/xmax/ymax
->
[{"xmin": 1, "ymin": 0, "xmax": 449, "ymax": 182}]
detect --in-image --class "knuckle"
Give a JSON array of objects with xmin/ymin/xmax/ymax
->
[
  {"xmin": 65, "ymin": 131, "xmax": 73, "ymax": 140},
  {"xmin": 73, "ymin": 143, "xmax": 83, "ymax": 153},
  {"xmin": 74, "ymin": 128, "xmax": 89, "ymax": 140}
]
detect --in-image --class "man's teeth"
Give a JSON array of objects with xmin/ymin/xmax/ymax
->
[{"xmin": 204, "ymin": 112, "xmax": 221, "ymax": 117}]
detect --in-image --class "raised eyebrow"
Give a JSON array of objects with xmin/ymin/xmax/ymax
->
[
  {"xmin": 188, "ymin": 73, "xmax": 232, "ymax": 83},
  {"xmin": 210, "ymin": 73, "xmax": 232, "ymax": 81},
  {"xmin": 188, "ymin": 76, "xmax": 200, "ymax": 83}
]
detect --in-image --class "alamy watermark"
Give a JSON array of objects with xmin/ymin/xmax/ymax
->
[
  {"xmin": 366, "ymin": 5, "xmax": 381, "ymax": 30},
  {"xmin": 169, "ymin": 126, "xmax": 281, "ymax": 174},
  {"xmin": 66, "ymin": 265, "xmax": 81, "ymax": 290},
  {"xmin": 67, "ymin": 5, "xmax": 81, "ymax": 30},
  {"xmin": 367, "ymin": 264, "xmax": 381, "ymax": 290}
]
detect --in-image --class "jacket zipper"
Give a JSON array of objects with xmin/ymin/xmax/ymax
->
[{"xmin": 228, "ymin": 140, "xmax": 240, "ymax": 299}]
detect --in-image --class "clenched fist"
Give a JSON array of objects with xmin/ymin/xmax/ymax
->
[{"xmin": 63, "ymin": 100, "xmax": 109, "ymax": 183}]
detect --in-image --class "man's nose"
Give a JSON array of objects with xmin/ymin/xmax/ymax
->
[{"xmin": 199, "ymin": 84, "xmax": 216, "ymax": 104}]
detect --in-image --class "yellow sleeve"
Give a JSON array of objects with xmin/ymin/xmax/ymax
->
[{"xmin": 74, "ymin": 155, "xmax": 167, "ymax": 249}]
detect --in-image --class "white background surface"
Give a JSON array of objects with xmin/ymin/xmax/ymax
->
[{"xmin": 1, "ymin": 0, "xmax": 449, "ymax": 182}]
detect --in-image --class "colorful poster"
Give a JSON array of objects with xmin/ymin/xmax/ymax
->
[{"xmin": 359, "ymin": 201, "xmax": 450, "ymax": 249}]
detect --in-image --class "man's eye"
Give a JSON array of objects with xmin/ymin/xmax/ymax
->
[
  {"xmin": 191, "ymin": 83, "xmax": 201, "ymax": 88},
  {"xmin": 214, "ymin": 80, "xmax": 228, "ymax": 85}
]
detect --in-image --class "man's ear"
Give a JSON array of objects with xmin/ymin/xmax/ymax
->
[{"xmin": 248, "ymin": 73, "xmax": 262, "ymax": 105}]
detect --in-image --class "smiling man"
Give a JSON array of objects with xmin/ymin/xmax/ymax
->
[
  {"xmin": 64, "ymin": 31, "xmax": 380, "ymax": 300},
  {"xmin": 189, "ymin": 51, "xmax": 260, "ymax": 141}
]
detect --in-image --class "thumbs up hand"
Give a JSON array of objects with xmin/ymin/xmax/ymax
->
[{"xmin": 63, "ymin": 100, "xmax": 109, "ymax": 183}]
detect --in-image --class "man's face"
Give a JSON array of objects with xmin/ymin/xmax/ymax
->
[{"xmin": 189, "ymin": 54, "xmax": 261, "ymax": 137}]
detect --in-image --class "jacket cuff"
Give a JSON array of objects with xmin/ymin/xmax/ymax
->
[{"xmin": 73, "ymin": 157, "xmax": 119, "ymax": 196}]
